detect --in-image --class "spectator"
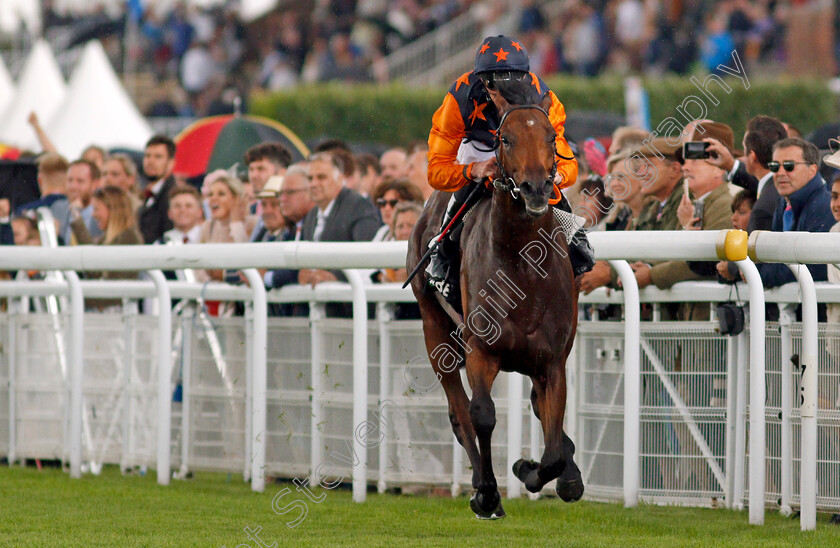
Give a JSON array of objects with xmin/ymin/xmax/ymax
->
[
  {"xmin": 575, "ymin": 174, "xmax": 614, "ymax": 230},
  {"xmin": 138, "ymin": 135, "xmax": 177, "ymax": 244},
  {"xmin": 244, "ymin": 142, "xmax": 293, "ymax": 196},
  {"xmin": 197, "ymin": 173, "xmax": 256, "ymax": 253},
  {"xmin": 355, "ymin": 153, "xmax": 381, "ymax": 198},
  {"xmin": 0, "ymin": 199, "xmax": 13, "ymax": 246},
  {"xmin": 609, "ymin": 126, "xmax": 649, "ymax": 156},
  {"xmin": 17, "ymin": 153, "xmax": 71, "ymax": 244},
  {"xmin": 66, "ymin": 159, "xmax": 103, "ymax": 241},
  {"xmin": 299, "ymin": 151, "xmax": 381, "ymax": 287},
  {"xmin": 715, "ymin": 189, "xmax": 756, "ymax": 283},
  {"xmin": 579, "ymin": 150, "xmax": 653, "ymax": 294},
  {"xmin": 752, "ymin": 138, "xmax": 834, "ymax": 288},
  {"xmin": 277, "ymin": 163, "xmax": 313, "ymax": 241},
  {"xmin": 705, "ymin": 115, "xmax": 787, "ymax": 232},
  {"xmin": 102, "ymin": 154, "xmax": 141, "ymax": 209},
  {"xmin": 631, "ymin": 121, "xmax": 734, "ymax": 319},
  {"xmin": 406, "ymin": 145, "xmax": 433, "ymax": 203},
  {"xmin": 251, "ymin": 175, "xmax": 287, "ymax": 243},
  {"xmin": 261, "ymin": 164, "xmax": 314, "ymax": 316},
  {"xmin": 730, "ymin": 189, "xmax": 756, "ymax": 232},
  {"xmin": 196, "ymin": 173, "xmax": 256, "ymax": 317},
  {"xmin": 370, "ymin": 178, "xmax": 424, "ymax": 241},
  {"xmin": 70, "ymin": 186, "xmax": 143, "ymax": 310},
  {"xmin": 374, "ymin": 201, "xmax": 423, "ymax": 284},
  {"xmin": 81, "ymin": 145, "xmax": 107, "ymax": 171},
  {"xmin": 162, "ymin": 186, "xmax": 204, "ymax": 244},
  {"xmin": 827, "ymin": 174, "xmax": 840, "ymax": 324},
  {"xmin": 379, "ymin": 147, "xmax": 409, "ymax": 183},
  {"xmin": 11, "ymin": 215, "xmax": 40, "ymax": 247},
  {"xmin": 635, "ymin": 137, "xmax": 686, "ymax": 232}
]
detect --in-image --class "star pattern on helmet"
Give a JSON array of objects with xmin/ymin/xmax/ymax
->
[
  {"xmin": 468, "ymin": 99, "xmax": 488, "ymax": 126},
  {"xmin": 531, "ymin": 73, "xmax": 542, "ymax": 95},
  {"xmin": 479, "ymin": 43, "xmax": 490, "ymax": 54},
  {"xmin": 493, "ymin": 48, "xmax": 509, "ymax": 62},
  {"xmin": 455, "ymin": 72, "xmax": 471, "ymax": 92},
  {"xmin": 511, "ymin": 41, "xmax": 523, "ymax": 51}
]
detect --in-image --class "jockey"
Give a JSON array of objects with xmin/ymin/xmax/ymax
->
[{"xmin": 425, "ymin": 35, "xmax": 595, "ymax": 299}]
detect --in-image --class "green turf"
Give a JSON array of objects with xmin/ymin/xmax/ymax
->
[{"xmin": 1, "ymin": 465, "xmax": 839, "ymax": 547}]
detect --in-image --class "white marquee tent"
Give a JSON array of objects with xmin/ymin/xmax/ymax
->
[
  {"xmin": 0, "ymin": 39, "xmax": 66, "ymax": 151},
  {"xmin": 0, "ymin": 0, "xmax": 276, "ymax": 34},
  {"xmin": 0, "ymin": 56, "xmax": 14, "ymax": 117},
  {"xmin": 46, "ymin": 40, "xmax": 152, "ymax": 159}
]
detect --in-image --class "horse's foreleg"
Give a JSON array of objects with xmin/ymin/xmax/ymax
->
[
  {"xmin": 465, "ymin": 350, "xmax": 504, "ymax": 518},
  {"xmin": 437, "ymin": 370, "xmax": 481, "ymax": 488},
  {"xmin": 514, "ymin": 365, "xmax": 583, "ymax": 501}
]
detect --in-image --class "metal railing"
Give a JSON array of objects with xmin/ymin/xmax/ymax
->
[{"xmin": 1, "ymin": 231, "xmax": 838, "ymax": 530}]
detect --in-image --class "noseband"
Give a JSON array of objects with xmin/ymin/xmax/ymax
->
[{"xmin": 492, "ymin": 105, "xmax": 558, "ymax": 200}]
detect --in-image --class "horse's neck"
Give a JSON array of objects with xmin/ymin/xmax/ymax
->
[{"xmin": 487, "ymin": 192, "xmax": 554, "ymax": 257}]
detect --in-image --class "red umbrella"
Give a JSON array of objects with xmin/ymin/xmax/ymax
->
[{"xmin": 173, "ymin": 114, "xmax": 309, "ymax": 178}]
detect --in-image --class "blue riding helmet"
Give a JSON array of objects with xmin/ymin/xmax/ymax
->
[{"xmin": 474, "ymin": 35, "xmax": 530, "ymax": 75}]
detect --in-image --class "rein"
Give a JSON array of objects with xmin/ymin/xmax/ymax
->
[{"xmin": 492, "ymin": 105, "xmax": 561, "ymax": 202}]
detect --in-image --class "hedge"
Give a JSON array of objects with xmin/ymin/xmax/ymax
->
[{"xmin": 249, "ymin": 76, "xmax": 838, "ymax": 147}]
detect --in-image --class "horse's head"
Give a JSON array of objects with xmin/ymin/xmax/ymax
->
[{"xmin": 494, "ymin": 93, "xmax": 557, "ymax": 219}]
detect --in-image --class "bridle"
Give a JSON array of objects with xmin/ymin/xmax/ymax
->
[{"xmin": 492, "ymin": 104, "xmax": 561, "ymax": 200}]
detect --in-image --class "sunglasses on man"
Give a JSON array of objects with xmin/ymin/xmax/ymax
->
[
  {"xmin": 376, "ymin": 199, "xmax": 400, "ymax": 208},
  {"xmin": 768, "ymin": 160, "xmax": 812, "ymax": 173}
]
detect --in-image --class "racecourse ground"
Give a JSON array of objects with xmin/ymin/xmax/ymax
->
[{"xmin": 2, "ymin": 466, "xmax": 839, "ymax": 547}]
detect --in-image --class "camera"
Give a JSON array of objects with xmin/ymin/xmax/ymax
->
[{"xmin": 683, "ymin": 141, "xmax": 710, "ymax": 160}]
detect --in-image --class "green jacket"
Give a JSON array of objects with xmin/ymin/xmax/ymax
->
[
  {"xmin": 649, "ymin": 182, "xmax": 733, "ymax": 290},
  {"xmin": 636, "ymin": 179, "xmax": 685, "ymax": 232}
]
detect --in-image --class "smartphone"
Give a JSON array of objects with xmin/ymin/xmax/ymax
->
[
  {"xmin": 683, "ymin": 178, "xmax": 690, "ymax": 199},
  {"xmin": 692, "ymin": 200, "xmax": 704, "ymax": 227},
  {"xmin": 683, "ymin": 141, "xmax": 710, "ymax": 160}
]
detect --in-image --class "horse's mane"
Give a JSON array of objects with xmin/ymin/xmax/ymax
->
[{"xmin": 494, "ymin": 74, "xmax": 540, "ymax": 106}]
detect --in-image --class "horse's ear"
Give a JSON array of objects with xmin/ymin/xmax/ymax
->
[
  {"xmin": 495, "ymin": 93, "xmax": 512, "ymax": 115},
  {"xmin": 540, "ymin": 92, "xmax": 552, "ymax": 114}
]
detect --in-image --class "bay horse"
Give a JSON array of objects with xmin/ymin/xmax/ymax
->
[{"xmin": 407, "ymin": 92, "xmax": 583, "ymax": 519}]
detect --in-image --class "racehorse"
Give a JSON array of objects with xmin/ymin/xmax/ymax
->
[{"xmin": 407, "ymin": 92, "xmax": 583, "ymax": 519}]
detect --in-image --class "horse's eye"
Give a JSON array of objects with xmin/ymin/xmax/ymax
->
[{"xmin": 500, "ymin": 136, "xmax": 510, "ymax": 146}]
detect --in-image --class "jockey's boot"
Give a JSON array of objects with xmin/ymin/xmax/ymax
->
[
  {"xmin": 425, "ymin": 182, "xmax": 483, "ymax": 303},
  {"xmin": 555, "ymin": 194, "xmax": 595, "ymax": 277},
  {"xmin": 425, "ymin": 193, "xmax": 462, "ymax": 303}
]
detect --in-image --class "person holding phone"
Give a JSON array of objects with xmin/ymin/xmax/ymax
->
[{"xmin": 630, "ymin": 122, "xmax": 733, "ymax": 321}]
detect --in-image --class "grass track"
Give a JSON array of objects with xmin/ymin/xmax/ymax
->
[{"xmin": 1, "ymin": 466, "xmax": 839, "ymax": 547}]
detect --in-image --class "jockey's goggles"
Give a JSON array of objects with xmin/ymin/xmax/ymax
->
[{"xmin": 479, "ymin": 70, "xmax": 528, "ymax": 91}]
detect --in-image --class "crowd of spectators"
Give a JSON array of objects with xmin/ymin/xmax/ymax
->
[
  {"xmin": 17, "ymin": 0, "xmax": 836, "ymax": 119},
  {"xmin": 4, "ymin": 102, "xmax": 840, "ymax": 318},
  {"xmin": 0, "ymin": 131, "xmax": 432, "ymax": 317}
]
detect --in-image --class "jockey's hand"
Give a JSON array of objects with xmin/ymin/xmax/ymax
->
[
  {"xmin": 470, "ymin": 158, "xmax": 499, "ymax": 182},
  {"xmin": 703, "ymin": 138, "xmax": 736, "ymax": 172},
  {"xmin": 631, "ymin": 261, "xmax": 653, "ymax": 289},
  {"xmin": 579, "ymin": 260, "xmax": 611, "ymax": 295}
]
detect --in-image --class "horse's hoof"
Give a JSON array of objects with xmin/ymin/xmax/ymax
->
[
  {"xmin": 470, "ymin": 491, "xmax": 505, "ymax": 520},
  {"xmin": 555, "ymin": 478, "xmax": 584, "ymax": 502},
  {"xmin": 512, "ymin": 459, "xmax": 538, "ymax": 481}
]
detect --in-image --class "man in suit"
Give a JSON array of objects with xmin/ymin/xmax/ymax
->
[
  {"xmin": 256, "ymin": 166, "xmax": 315, "ymax": 315},
  {"xmin": 298, "ymin": 151, "xmax": 381, "ymax": 287},
  {"xmin": 138, "ymin": 135, "xmax": 177, "ymax": 244},
  {"xmin": 705, "ymin": 115, "xmax": 788, "ymax": 232}
]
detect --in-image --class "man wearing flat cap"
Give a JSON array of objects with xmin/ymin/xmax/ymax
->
[{"xmin": 631, "ymin": 121, "xmax": 734, "ymax": 320}]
